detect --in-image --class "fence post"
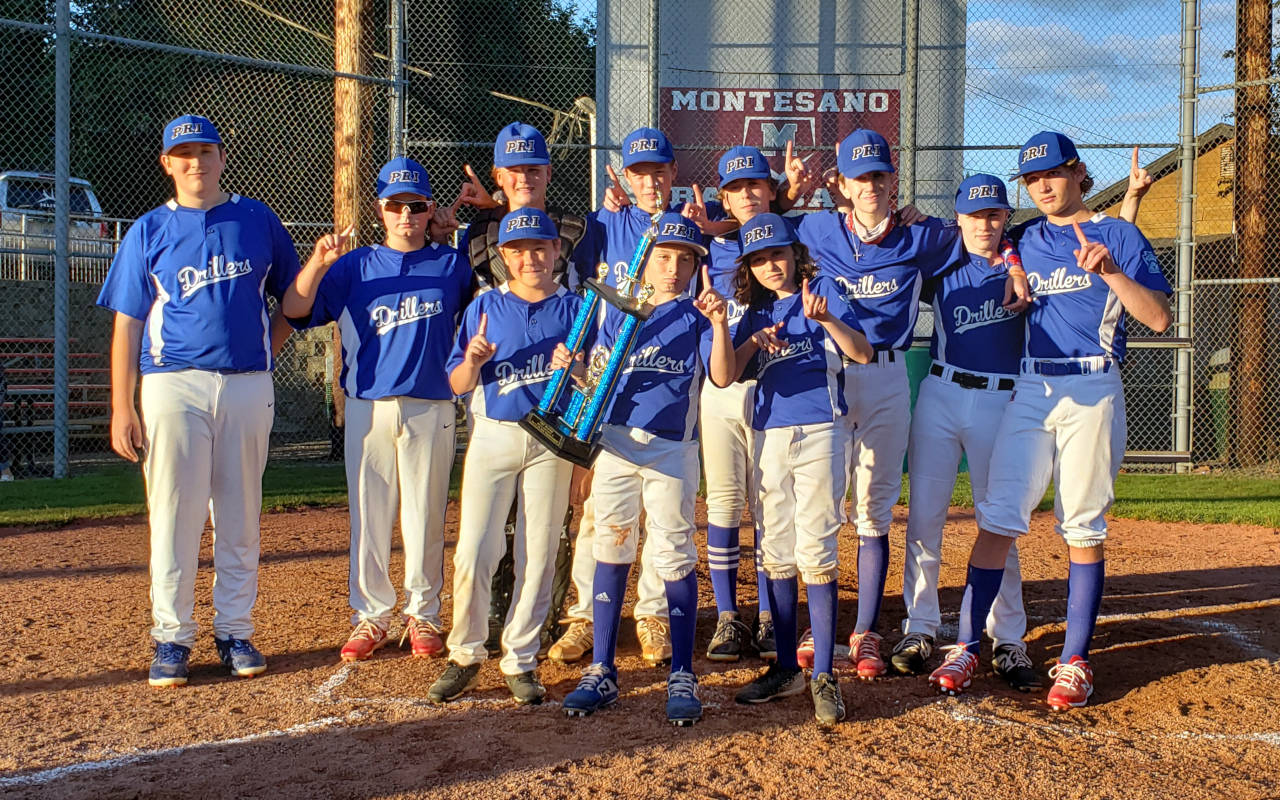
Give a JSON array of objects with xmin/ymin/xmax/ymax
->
[
  {"xmin": 53, "ymin": 0, "xmax": 70, "ymax": 479},
  {"xmin": 1174, "ymin": 0, "xmax": 1198, "ymax": 472},
  {"xmin": 649, "ymin": 0, "xmax": 660, "ymax": 128},
  {"xmin": 899, "ymin": 0, "xmax": 919, "ymax": 206},
  {"xmin": 388, "ymin": 0, "xmax": 407, "ymax": 158}
]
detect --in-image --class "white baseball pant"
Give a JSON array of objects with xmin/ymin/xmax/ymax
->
[
  {"xmin": 591, "ymin": 426, "xmax": 700, "ymax": 583},
  {"xmin": 140, "ymin": 369, "xmax": 274, "ymax": 646},
  {"xmin": 564, "ymin": 497, "xmax": 668, "ymax": 622},
  {"xmin": 903, "ymin": 373, "xmax": 1026, "ymax": 647},
  {"xmin": 700, "ymin": 379, "xmax": 755, "ymax": 528},
  {"xmin": 843, "ymin": 356, "xmax": 911, "ymax": 539},
  {"xmin": 977, "ymin": 368, "xmax": 1126, "ymax": 547},
  {"xmin": 447, "ymin": 416, "xmax": 573, "ymax": 674},
  {"xmin": 752, "ymin": 421, "xmax": 849, "ymax": 585},
  {"xmin": 344, "ymin": 395, "xmax": 455, "ymax": 629}
]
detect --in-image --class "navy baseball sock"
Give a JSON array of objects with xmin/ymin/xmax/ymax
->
[
  {"xmin": 807, "ymin": 579, "xmax": 838, "ymax": 676},
  {"xmin": 956, "ymin": 564, "xmax": 1005, "ymax": 654},
  {"xmin": 1061, "ymin": 559, "xmax": 1104, "ymax": 663},
  {"xmin": 707, "ymin": 524, "xmax": 739, "ymax": 615},
  {"xmin": 854, "ymin": 535, "xmax": 889, "ymax": 633},
  {"xmin": 665, "ymin": 572, "xmax": 698, "ymax": 674},
  {"xmin": 754, "ymin": 527, "xmax": 772, "ymax": 615},
  {"xmin": 767, "ymin": 576, "xmax": 799, "ymax": 670},
  {"xmin": 591, "ymin": 561, "xmax": 631, "ymax": 670}
]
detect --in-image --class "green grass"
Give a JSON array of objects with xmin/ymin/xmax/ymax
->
[
  {"xmin": 1, "ymin": 462, "xmax": 1276, "ymax": 528},
  {"xmin": 900, "ymin": 473, "xmax": 1280, "ymax": 528}
]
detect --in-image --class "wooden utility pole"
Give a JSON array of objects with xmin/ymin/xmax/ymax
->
[
  {"xmin": 1232, "ymin": 0, "xmax": 1276, "ymax": 466},
  {"xmin": 331, "ymin": 0, "xmax": 364, "ymax": 433}
]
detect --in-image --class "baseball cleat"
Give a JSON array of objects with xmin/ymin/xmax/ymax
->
[
  {"xmin": 215, "ymin": 636, "xmax": 267, "ymax": 678},
  {"xmin": 1047, "ymin": 656, "xmax": 1094, "ymax": 711},
  {"xmin": 636, "ymin": 616, "xmax": 672, "ymax": 666},
  {"xmin": 340, "ymin": 619, "xmax": 389, "ymax": 662},
  {"xmin": 563, "ymin": 662, "xmax": 619, "ymax": 717},
  {"xmin": 796, "ymin": 628, "xmax": 815, "ymax": 670},
  {"xmin": 427, "ymin": 661, "xmax": 482, "ymax": 704},
  {"xmin": 810, "ymin": 672, "xmax": 846, "ymax": 727},
  {"xmin": 735, "ymin": 663, "xmax": 806, "ymax": 704},
  {"xmin": 929, "ymin": 644, "xmax": 978, "ymax": 696},
  {"xmin": 665, "ymin": 670, "xmax": 702, "ymax": 727},
  {"xmin": 848, "ymin": 631, "xmax": 886, "ymax": 681},
  {"xmin": 504, "ymin": 670, "xmax": 547, "ymax": 706},
  {"xmin": 890, "ymin": 632, "xmax": 935, "ymax": 675},
  {"xmin": 400, "ymin": 617, "xmax": 445, "ymax": 658},
  {"xmin": 753, "ymin": 611, "xmax": 777, "ymax": 660},
  {"xmin": 548, "ymin": 620, "xmax": 593, "ymax": 663},
  {"xmin": 148, "ymin": 641, "xmax": 191, "ymax": 688},
  {"xmin": 706, "ymin": 611, "xmax": 752, "ymax": 662},
  {"xmin": 993, "ymin": 643, "xmax": 1043, "ymax": 692}
]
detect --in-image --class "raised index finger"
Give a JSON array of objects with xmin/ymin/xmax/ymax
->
[
  {"xmin": 464, "ymin": 164, "xmax": 484, "ymax": 187},
  {"xmin": 701, "ymin": 262, "xmax": 711, "ymax": 293},
  {"xmin": 691, "ymin": 183, "xmax": 705, "ymax": 207},
  {"xmin": 476, "ymin": 312, "xmax": 488, "ymax": 337},
  {"xmin": 785, "ymin": 140, "xmax": 794, "ymax": 165},
  {"xmin": 1072, "ymin": 221, "xmax": 1091, "ymax": 248},
  {"xmin": 1131, "ymin": 146, "xmax": 1140, "ymax": 175},
  {"xmin": 606, "ymin": 164, "xmax": 625, "ymax": 190}
]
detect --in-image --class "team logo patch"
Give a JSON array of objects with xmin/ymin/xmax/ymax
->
[
  {"xmin": 952, "ymin": 299, "xmax": 1017, "ymax": 334},
  {"xmin": 743, "ymin": 225, "xmax": 773, "ymax": 246},
  {"xmin": 1027, "ymin": 266, "xmax": 1093, "ymax": 295},
  {"xmin": 505, "ymin": 214, "xmax": 540, "ymax": 233},
  {"xmin": 1142, "ymin": 250, "xmax": 1162, "ymax": 274},
  {"xmin": 371, "ymin": 295, "xmax": 444, "ymax": 335},
  {"xmin": 836, "ymin": 273, "xmax": 899, "ymax": 300},
  {"xmin": 759, "ymin": 337, "xmax": 813, "ymax": 369},
  {"xmin": 170, "ymin": 122, "xmax": 203, "ymax": 139},
  {"xmin": 659, "ymin": 221, "xmax": 698, "ymax": 241},
  {"xmin": 625, "ymin": 344, "xmax": 688, "ymax": 375},
  {"xmin": 505, "ymin": 139, "xmax": 536, "ymax": 154},
  {"xmin": 387, "ymin": 169, "xmax": 419, "ymax": 184},
  {"xmin": 176, "ymin": 256, "xmax": 253, "ymax": 298},
  {"xmin": 1021, "ymin": 144, "xmax": 1049, "ymax": 163},
  {"xmin": 628, "ymin": 138, "xmax": 659, "ymax": 154},
  {"xmin": 494, "ymin": 354, "xmax": 554, "ymax": 395},
  {"xmin": 967, "ymin": 184, "xmax": 999, "ymax": 200},
  {"xmin": 723, "ymin": 155, "xmax": 754, "ymax": 173},
  {"xmin": 846, "ymin": 144, "xmax": 881, "ymax": 161}
]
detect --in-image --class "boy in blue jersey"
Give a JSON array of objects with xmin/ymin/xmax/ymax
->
[
  {"xmin": 561, "ymin": 213, "xmax": 735, "ymax": 726},
  {"xmin": 283, "ymin": 157, "xmax": 471, "ymax": 664},
  {"xmin": 938, "ymin": 132, "xmax": 1172, "ymax": 710},
  {"xmin": 428, "ymin": 209, "xmax": 585, "ymax": 705},
  {"xmin": 98, "ymin": 115, "xmax": 301, "ymax": 687},
  {"xmin": 726, "ymin": 214, "xmax": 873, "ymax": 726}
]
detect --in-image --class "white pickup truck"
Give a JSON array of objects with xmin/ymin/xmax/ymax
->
[{"xmin": 0, "ymin": 171, "xmax": 115, "ymax": 282}]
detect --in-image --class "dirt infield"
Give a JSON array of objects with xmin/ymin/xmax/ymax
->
[{"xmin": 0, "ymin": 500, "xmax": 1277, "ymax": 799}]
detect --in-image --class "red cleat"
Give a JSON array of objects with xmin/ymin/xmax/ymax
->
[
  {"xmin": 929, "ymin": 645, "xmax": 978, "ymax": 696},
  {"xmin": 1047, "ymin": 656, "xmax": 1094, "ymax": 711},
  {"xmin": 400, "ymin": 617, "xmax": 445, "ymax": 658},
  {"xmin": 848, "ymin": 631, "xmax": 886, "ymax": 681}
]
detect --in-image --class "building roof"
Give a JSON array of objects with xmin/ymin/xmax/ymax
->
[{"xmin": 1086, "ymin": 122, "xmax": 1237, "ymax": 212}]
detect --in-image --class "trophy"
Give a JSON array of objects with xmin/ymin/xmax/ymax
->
[{"xmin": 519, "ymin": 214, "xmax": 661, "ymax": 467}]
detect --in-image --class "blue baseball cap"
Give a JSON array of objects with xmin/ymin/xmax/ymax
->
[
  {"xmin": 954, "ymin": 173, "xmax": 1012, "ymax": 214},
  {"xmin": 494, "ymin": 122, "xmax": 550, "ymax": 168},
  {"xmin": 498, "ymin": 207, "xmax": 559, "ymax": 245},
  {"xmin": 376, "ymin": 157, "xmax": 432, "ymax": 199},
  {"xmin": 1015, "ymin": 131, "xmax": 1079, "ymax": 178},
  {"xmin": 837, "ymin": 129, "xmax": 895, "ymax": 179},
  {"xmin": 738, "ymin": 213, "xmax": 796, "ymax": 258},
  {"xmin": 622, "ymin": 127, "xmax": 675, "ymax": 168},
  {"xmin": 162, "ymin": 114, "xmax": 221, "ymax": 153},
  {"xmin": 718, "ymin": 146, "xmax": 772, "ymax": 186},
  {"xmin": 651, "ymin": 212, "xmax": 708, "ymax": 257}
]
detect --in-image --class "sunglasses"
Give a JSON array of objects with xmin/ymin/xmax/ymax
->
[{"xmin": 380, "ymin": 198, "xmax": 433, "ymax": 215}]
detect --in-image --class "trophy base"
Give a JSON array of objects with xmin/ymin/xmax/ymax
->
[{"xmin": 518, "ymin": 410, "xmax": 601, "ymax": 468}]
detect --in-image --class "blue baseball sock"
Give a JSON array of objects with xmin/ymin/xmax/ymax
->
[
  {"xmin": 707, "ymin": 524, "xmax": 739, "ymax": 615},
  {"xmin": 1061, "ymin": 559, "xmax": 1104, "ymax": 663},
  {"xmin": 665, "ymin": 572, "xmax": 698, "ymax": 674},
  {"xmin": 591, "ymin": 561, "xmax": 631, "ymax": 670},
  {"xmin": 956, "ymin": 564, "xmax": 1005, "ymax": 654},
  {"xmin": 767, "ymin": 576, "xmax": 799, "ymax": 670},
  {"xmin": 854, "ymin": 535, "xmax": 889, "ymax": 634},
  {"xmin": 753, "ymin": 527, "xmax": 772, "ymax": 615},
  {"xmin": 807, "ymin": 580, "xmax": 839, "ymax": 676}
]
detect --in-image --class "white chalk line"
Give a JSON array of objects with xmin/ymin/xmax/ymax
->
[
  {"xmin": 0, "ymin": 713, "xmax": 364, "ymax": 789},
  {"xmin": 941, "ymin": 700, "xmax": 1280, "ymax": 749}
]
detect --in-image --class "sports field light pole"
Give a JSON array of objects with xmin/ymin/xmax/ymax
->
[
  {"xmin": 53, "ymin": 0, "xmax": 70, "ymax": 478},
  {"xmin": 899, "ymin": 0, "xmax": 919, "ymax": 206}
]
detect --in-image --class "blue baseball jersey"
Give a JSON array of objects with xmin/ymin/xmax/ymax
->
[
  {"xmin": 795, "ymin": 212, "xmax": 958, "ymax": 350},
  {"xmin": 457, "ymin": 211, "xmax": 604, "ymax": 291},
  {"xmin": 290, "ymin": 243, "xmax": 471, "ymax": 400},
  {"xmin": 446, "ymin": 284, "xmax": 584, "ymax": 421},
  {"xmin": 1011, "ymin": 213, "xmax": 1172, "ymax": 362},
  {"xmin": 924, "ymin": 241, "xmax": 1025, "ymax": 375},
  {"xmin": 595, "ymin": 298, "xmax": 710, "ymax": 441},
  {"xmin": 707, "ymin": 234, "xmax": 751, "ymax": 340},
  {"xmin": 97, "ymin": 195, "xmax": 301, "ymax": 374},
  {"xmin": 739, "ymin": 276, "xmax": 862, "ymax": 430},
  {"xmin": 594, "ymin": 202, "xmax": 723, "ymax": 290}
]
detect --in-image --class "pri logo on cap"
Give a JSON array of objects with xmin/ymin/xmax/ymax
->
[
  {"xmin": 506, "ymin": 214, "xmax": 539, "ymax": 233},
  {"xmin": 968, "ymin": 184, "xmax": 999, "ymax": 200},
  {"xmin": 846, "ymin": 144, "xmax": 882, "ymax": 161},
  {"xmin": 506, "ymin": 139, "xmax": 537, "ymax": 155},
  {"xmin": 1021, "ymin": 144, "xmax": 1049, "ymax": 164},
  {"xmin": 724, "ymin": 155, "xmax": 754, "ymax": 174},
  {"xmin": 660, "ymin": 220, "xmax": 697, "ymax": 239},
  {"xmin": 629, "ymin": 138, "xmax": 660, "ymax": 155},
  {"xmin": 743, "ymin": 225, "xmax": 773, "ymax": 247},
  {"xmin": 388, "ymin": 169, "xmax": 419, "ymax": 184},
  {"xmin": 170, "ymin": 122, "xmax": 204, "ymax": 140}
]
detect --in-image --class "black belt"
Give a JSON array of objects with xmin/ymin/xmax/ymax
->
[{"xmin": 930, "ymin": 363, "xmax": 1014, "ymax": 391}]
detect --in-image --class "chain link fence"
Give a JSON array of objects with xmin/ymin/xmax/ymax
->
[{"xmin": 1, "ymin": 0, "xmax": 1276, "ymax": 477}]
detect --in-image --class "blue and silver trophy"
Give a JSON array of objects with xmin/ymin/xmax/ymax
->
[{"xmin": 518, "ymin": 214, "xmax": 661, "ymax": 467}]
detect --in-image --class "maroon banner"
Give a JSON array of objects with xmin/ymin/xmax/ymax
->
[{"xmin": 659, "ymin": 87, "xmax": 900, "ymax": 210}]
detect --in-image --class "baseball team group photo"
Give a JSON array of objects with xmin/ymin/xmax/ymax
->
[{"xmin": 1, "ymin": 0, "xmax": 1278, "ymax": 797}]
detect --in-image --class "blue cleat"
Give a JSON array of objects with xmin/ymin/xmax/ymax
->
[
  {"xmin": 563, "ymin": 662, "xmax": 619, "ymax": 717},
  {"xmin": 215, "ymin": 636, "xmax": 267, "ymax": 678},
  {"xmin": 149, "ymin": 641, "xmax": 191, "ymax": 688},
  {"xmin": 665, "ymin": 669, "xmax": 702, "ymax": 727}
]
